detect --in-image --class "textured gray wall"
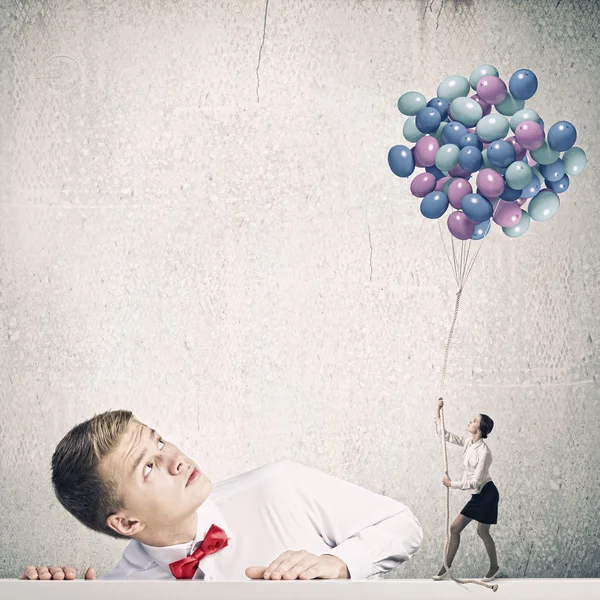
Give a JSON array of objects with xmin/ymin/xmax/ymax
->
[{"xmin": 1, "ymin": 0, "xmax": 599, "ymax": 581}]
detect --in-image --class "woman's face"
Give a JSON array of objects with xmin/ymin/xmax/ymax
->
[{"xmin": 467, "ymin": 414, "xmax": 481, "ymax": 435}]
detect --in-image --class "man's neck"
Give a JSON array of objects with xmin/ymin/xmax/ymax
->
[{"xmin": 136, "ymin": 511, "xmax": 199, "ymax": 548}]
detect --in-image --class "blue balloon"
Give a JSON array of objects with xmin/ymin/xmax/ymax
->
[
  {"xmin": 521, "ymin": 174, "xmax": 541, "ymax": 198},
  {"xmin": 546, "ymin": 173, "xmax": 570, "ymax": 193},
  {"xmin": 472, "ymin": 219, "xmax": 491, "ymax": 240},
  {"xmin": 427, "ymin": 97, "xmax": 450, "ymax": 121},
  {"xmin": 420, "ymin": 191, "xmax": 449, "ymax": 219},
  {"xmin": 441, "ymin": 121, "xmax": 468, "ymax": 146},
  {"xmin": 415, "ymin": 107, "xmax": 442, "ymax": 134},
  {"xmin": 509, "ymin": 69, "xmax": 538, "ymax": 100},
  {"xmin": 500, "ymin": 183, "xmax": 523, "ymax": 201},
  {"xmin": 539, "ymin": 158, "xmax": 565, "ymax": 182},
  {"xmin": 547, "ymin": 121, "xmax": 577, "ymax": 152},
  {"xmin": 458, "ymin": 146, "xmax": 483, "ymax": 173},
  {"xmin": 426, "ymin": 165, "xmax": 446, "ymax": 180},
  {"xmin": 487, "ymin": 140, "xmax": 517, "ymax": 168},
  {"xmin": 538, "ymin": 117, "xmax": 545, "ymax": 130},
  {"xmin": 462, "ymin": 193, "xmax": 494, "ymax": 222},
  {"xmin": 388, "ymin": 145, "xmax": 415, "ymax": 178},
  {"xmin": 459, "ymin": 133, "xmax": 483, "ymax": 150}
]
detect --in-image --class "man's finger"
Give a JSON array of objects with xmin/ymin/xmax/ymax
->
[
  {"xmin": 61, "ymin": 567, "xmax": 76, "ymax": 580},
  {"xmin": 264, "ymin": 551, "xmax": 296, "ymax": 579},
  {"xmin": 245, "ymin": 566, "xmax": 267, "ymax": 579},
  {"xmin": 269, "ymin": 551, "xmax": 308, "ymax": 580},
  {"xmin": 48, "ymin": 567, "xmax": 65, "ymax": 580},
  {"xmin": 85, "ymin": 567, "xmax": 97, "ymax": 580},
  {"xmin": 37, "ymin": 567, "xmax": 52, "ymax": 580},
  {"xmin": 299, "ymin": 564, "xmax": 325, "ymax": 580},
  {"xmin": 283, "ymin": 557, "xmax": 320, "ymax": 580}
]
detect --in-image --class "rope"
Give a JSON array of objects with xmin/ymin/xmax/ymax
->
[{"xmin": 436, "ymin": 240, "xmax": 499, "ymax": 592}]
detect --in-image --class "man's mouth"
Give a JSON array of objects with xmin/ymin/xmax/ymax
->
[{"xmin": 186, "ymin": 468, "xmax": 200, "ymax": 487}]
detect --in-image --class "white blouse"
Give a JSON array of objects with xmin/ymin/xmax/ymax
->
[{"xmin": 434, "ymin": 418, "xmax": 493, "ymax": 494}]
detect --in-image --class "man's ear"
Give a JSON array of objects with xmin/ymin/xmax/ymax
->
[{"xmin": 106, "ymin": 513, "xmax": 145, "ymax": 537}]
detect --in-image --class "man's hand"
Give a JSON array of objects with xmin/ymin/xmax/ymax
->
[
  {"xmin": 245, "ymin": 550, "xmax": 349, "ymax": 580},
  {"xmin": 19, "ymin": 566, "xmax": 96, "ymax": 580},
  {"xmin": 442, "ymin": 472, "xmax": 452, "ymax": 488}
]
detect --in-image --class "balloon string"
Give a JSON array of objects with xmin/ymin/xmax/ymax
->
[{"xmin": 437, "ymin": 255, "xmax": 498, "ymax": 592}]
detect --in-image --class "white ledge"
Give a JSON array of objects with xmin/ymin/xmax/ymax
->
[{"xmin": 1, "ymin": 578, "xmax": 599, "ymax": 600}]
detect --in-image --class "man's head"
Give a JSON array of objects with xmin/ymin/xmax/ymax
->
[{"xmin": 51, "ymin": 410, "xmax": 212, "ymax": 542}]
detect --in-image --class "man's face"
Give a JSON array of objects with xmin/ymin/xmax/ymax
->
[{"xmin": 101, "ymin": 420, "xmax": 212, "ymax": 538}]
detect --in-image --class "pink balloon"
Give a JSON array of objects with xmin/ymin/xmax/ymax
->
[
  {"xmin": 410, "ymin": 172, "xmax": 436, "ymax": 198},
  {"xmin": 448, "ymin": 211, "xmax": 476, "ymax": 240},
  {"xmin": 470, "ymin": 94, "xmax": 492, "ymax": 117},
  {"xmin": 516, "ymin": 197, "xmax": 528, "ymax": 206},
  {"xmin": 448, "ymin": 164, "xmax": 471, "ymax": 178},
  {"xmin": 526, "ymin": 150, "xmax": 537, "ymax": 167},
  {"xmin": 506, "ymin": 136, "xmax": 526, "ymax": 161},
  {"xmin": 476, "ymin": 76, "xmax": 508, "ymax": 105},
  {"xmin": 515, "ymin": 120, "xmax": 545, "ymax": 151},
  {"xmin": 414, "ymin": 135, "xmax": 440, "ymax": 167},
  {"xmin": 493, "ymin": 200, "xmax": 523, "ymax": 227},
  {"xmin": 476, "ymin": 168, "xmax": 505, "ymax": 199},
  {"xmin": 435, "ymin": 176, "xmax": 452, "ymax": 191},
  {"xmin": 447, "ymin": 178, "xmax": 473, "ymax": 209}
]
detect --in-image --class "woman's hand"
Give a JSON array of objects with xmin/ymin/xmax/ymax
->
[{"xmin": 442, "ymin": 472, "xmax": 452, "ymax": 488}]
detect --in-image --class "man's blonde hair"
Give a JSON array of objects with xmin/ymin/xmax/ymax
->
[{"xmin": 51, "ymin": 409, "xmax": 137, "ymax": 540}]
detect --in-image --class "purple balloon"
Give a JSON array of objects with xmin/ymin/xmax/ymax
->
[
  {"xmin": 516, "ymin": 197, "xmax": 528, "ymax": 206},
  {"xmin": 414, "ymin": 135, "xmax": 440, "ymax": 167},
  {"xmin": 435, "ymin": 176, "xmax": 452, "ymax": 191},
  {"xmin": 449, "ymin": 164, "xmax": 471, "ymax": 178},
  {"xmin": 447, "ymin": 178, "xmax": 473, "ymax": 209},
  {"xmin": 476, "ymin": 76, "xmax": 508, "ymax": 105},
  {"xmin": 476, "ymin": 168, "xmax": 505, "ymax": 199},
  {"xmin": 448, "ymin": 211, "xmax": 476, "ymax": 240},
  {"xmin": 470, "ymin": 93, "xmax": 492, "ymax": 117},
  {"xmin": 515, "ymin": 120, "xmax": 545, "ymax": 151},
  {"xmin": 493, "ymin": 200, "xmax": 523, "ymax": 227},
  {"xmin": 506, "ymin": 135, "xmax": 526, "ymax": 161},
  {"xmin": 410, "ymin": 172, "xmax": 436, "ymax": 197}
]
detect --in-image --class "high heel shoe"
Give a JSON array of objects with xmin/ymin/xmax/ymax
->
[
  {"xmin": 432, "ymin": 567, "xmax": 449, "ymax": 580},
  {"xmin": 482, "ymin": 566, "xmax": 501, "ymax": 582}
]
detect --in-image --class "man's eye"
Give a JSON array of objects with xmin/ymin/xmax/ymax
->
[{"xmin": 143, "ymin": 439, "xmax": 166, "ymax": 477}]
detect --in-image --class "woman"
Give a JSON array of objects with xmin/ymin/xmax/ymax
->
[{"xmin": 432, "ymin": 398, "xmax": 500, "ymax": 582}]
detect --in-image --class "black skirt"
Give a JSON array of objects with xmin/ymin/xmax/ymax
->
[{"xmin": 460, "ymin": 481, "xmax": 499, "ymax": 524}]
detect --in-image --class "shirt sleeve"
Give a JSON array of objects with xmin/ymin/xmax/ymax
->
[
  {"xmin": 284, "ymin": 461, "xmax": 423, "ymax": 580},
  {"xmin": 434, "ymin": 417, "xmax": 466, "ymax": 446},
  {"xmin": 450, "ymin": 446, "xmax": 492, "ymax": 491}
]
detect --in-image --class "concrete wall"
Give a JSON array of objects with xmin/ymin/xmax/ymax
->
[{"xmin": 1, "ymin": 0, "xmax": 598, "ymax": 579}]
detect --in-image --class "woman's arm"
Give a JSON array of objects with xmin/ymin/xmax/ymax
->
[{"xmin": 434, "ymin": 398, "xmax": 466, "ymax": 446}]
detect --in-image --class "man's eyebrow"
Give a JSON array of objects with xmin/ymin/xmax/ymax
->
[{"xmin": 130, "ymin": 428, "xmax": 158, "ymax": 477}]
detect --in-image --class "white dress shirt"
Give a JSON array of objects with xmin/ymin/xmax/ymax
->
[
  {"xmin": 99, "ymin": 460, "xmax": 423, "ymax": 581},
  {"xmin": 434, "ymin": 418, "xmax": 493, "ymax": 494}
]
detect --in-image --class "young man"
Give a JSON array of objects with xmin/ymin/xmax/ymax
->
[{"xmin": 20, "ymin": 409, "xmax": 423, "ymax": 581}]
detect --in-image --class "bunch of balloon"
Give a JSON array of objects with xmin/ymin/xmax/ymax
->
[{"xmin": 387, "ymin": 66, "xmax": 588, "ymax": 591}]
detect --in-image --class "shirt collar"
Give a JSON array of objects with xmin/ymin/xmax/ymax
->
[
  {"xmin": 139, "ymin": 495, "xmax": 233, "ymax": 573},
  {"xmin": 470, "ymin": 438, "xmax": 484, "ymax": 450}
]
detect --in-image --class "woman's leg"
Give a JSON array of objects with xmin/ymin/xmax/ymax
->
[
  {"xmin": 437, "ymin": 514, "xmax": 473, "ymax": 575},
  {"xmin": 477, "ymin": 522, "xmax": 499, "ymax": 577}
]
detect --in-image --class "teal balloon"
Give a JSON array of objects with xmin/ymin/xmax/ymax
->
[
  {"xmin": 482, "ymin": 149, "xmax": 492, "ymax": 169},
  {"xmin": 510, "ymin": 109, "xmax": 540, "ymax": 132},
  {"xmin": 435, "ymin": 144, "xmax": 460, "ymax": 171},
  {"xmin": 563, "ymin": 146, "xmax": 587, "ymax": 176},
  {"xmin": 403, "ymin": 117, "xmax": 426, "ymax": 143},
  {"xmin": 449, "ymin": 97, "xmax": 483, "ymax": 127},
  {"xmin": 528, "ymin": 190, "xmax": 560, "ymax": 221},
  {"xmin": 476, "ymin": 114, "xmax": 510, "ymax": 142},
  {"xmin": 442, "ymin": 177, "xmax": 457, "ymax": 194},
  {"xmin": 433, "ymin": 122, "xmax": 447, "ymax": 145},
  {"xmin": 505, "ymin": 161, "xmax": 533, "ymax": 190},
  {"xmin": 503, "ymin": 210, "xmax": 531, "ymax": 237},
  {"xmin": 530, "ymin": 141, "xmax": 559, "ymax": 165},
  {"xmin": 437, "ymin": 76, "xmax": 471, "ymax": 102},
  {"xmin": 495, "ymin": 92, "xmax": 525, "ymax": 117},
  {"xmin": 469, "ymin": 64, "xmax": 499, "ymax": 90},
  {"xmin": 398, "ymin": 92, "xmax": 427, "ymax": 116}
]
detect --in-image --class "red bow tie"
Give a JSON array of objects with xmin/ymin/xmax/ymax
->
[{"xmin": 169, "ymin": 524, "xmax": 229, "ymax": 579}]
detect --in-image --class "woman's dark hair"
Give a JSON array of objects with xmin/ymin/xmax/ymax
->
[{"xmin": 479, "ymin": 414, "xmax": 494, "ymax": 439}]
